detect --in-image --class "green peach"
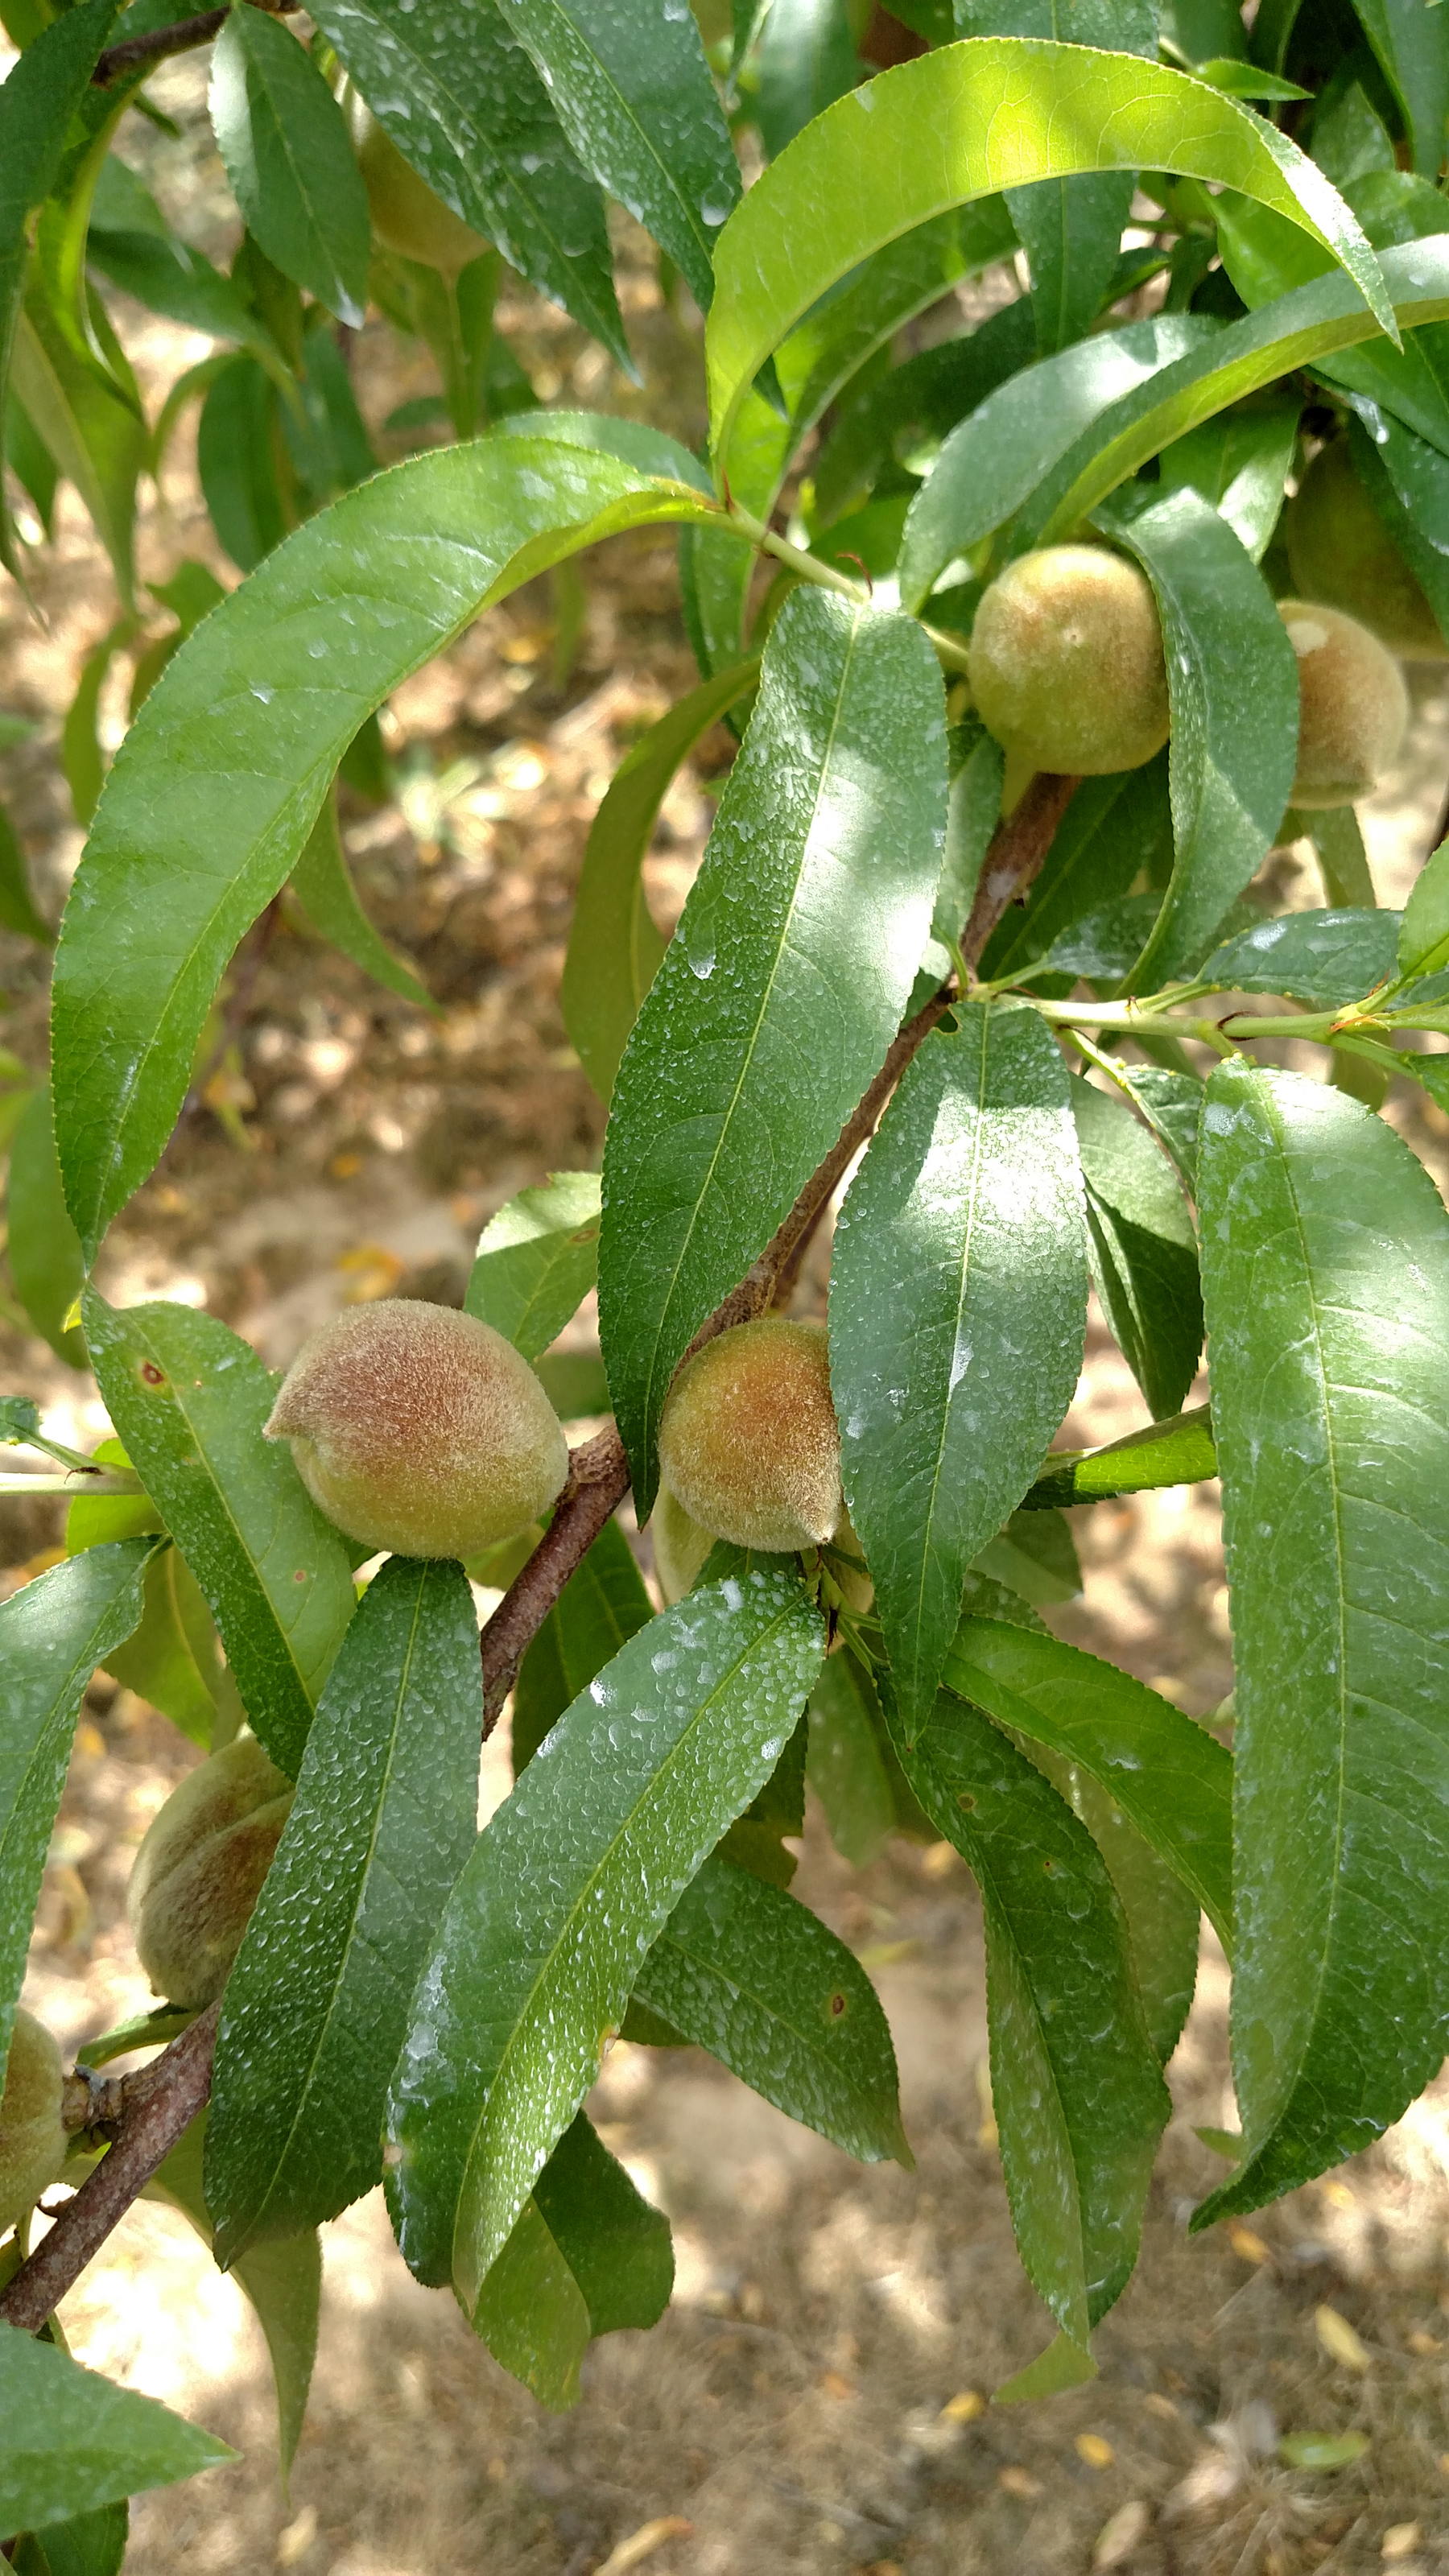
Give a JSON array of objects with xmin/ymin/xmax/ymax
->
[
  {"xmin": 657, "ymin": 1317, "xmax": 841, "ymax": 1555},
  {"xmin": 967, "ymin": 544, "xmax": 1170, "ymax": 777},
  {"xmin": 128, "ymin": 1736, "xmax": 294, "ymax": 2007},
  {"xmin": 1286, "ymin": 440, "xmax": 1446, "ymax": 661},
  {"xmin": 1278, "ymin": 599, "xmax": 1410, "ymax": 809},
  {"xmin": 0, "ymin": 2009, "xmax": 68, "ymax": 2235}
]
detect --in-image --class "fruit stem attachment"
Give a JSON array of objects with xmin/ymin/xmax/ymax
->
[{"xmin": 719, "ymin": 500, "xmax": 976, "ymax": 674}]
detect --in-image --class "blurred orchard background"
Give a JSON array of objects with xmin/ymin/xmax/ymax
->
[{"xmin": 4, "ymin": 35, "xmax": 1449, "ymax": 2576}]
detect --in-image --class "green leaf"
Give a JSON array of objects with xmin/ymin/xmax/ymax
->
[
  {"xmin": 474, "ymin": 2111, "xmax": 672, "ymax": 2410},
  {"xmin": 534, "ymin": 1350, "xmax": 611, "ymax": 1419},
  {"xmin": 1102, "ymin": 488, "xmax": 1299, "ymax": 992},
  {"xmin": 0, "ymin": 0, "xmax": 121, "ymax": 578},
  {"xmin": 812, "ymin": 299, "xmax": 1035, "ymax": 529},
  {"xmin": 290, "ymin": 789, "xmax": 434, "ymax": 1012},
  {"xmin": 0, "ymin": 1397, "xmax": 42, "ymax": 1445},
  {"xmin": 206, "ymin": 1555, "xmax": 481, "ymax": 2259},
  {"xmin": 465, "ymin": 1170, "xmax": 601, "ymax": 1363},
  {"xmin": 0, "ymin": 800, "xmax": 49, "ymax": 943},
  {"xmin": 495, "ymin": 0, "xmax": 740, "ymax": 313},
  {"xmin": 979, "ymin": 756, "xmax": 1173, "ymax": 986},
  {"xmin": 146, "ymin": 2112, "xmax": 320, "ymax": 2483},
  {"xmin": 1199, "ymin": 906, "xmax": 1401, "ymax": 1005},
  {"xmin": 386, "ymin": 1567, "xmax": 824, "ymax": 2311},
  {"xmin": 1036, "ymin": 1747, "xmax": 1201, "ymax": 2067},
  {"xmin": 1349, "ymin": 0, "xmax": 1449, "ymax": 176},
  {"xmin": 1099, "ymin": 1061, "xmax": 1203, "ymax": 1194},
  {"xmin": 894, "ymin": 1686, "xmax": 1170, "ymax": 2347},
  {"xmin": 76, "ymin": 2005, "xmax": 194, "ymax": 2071},
  {"xmin": 7, "ymin": 1084, "xmax": 85, "ymax": 1368},
  {"xmin": 87, "ymin": 227, "xmax": 291, "ymax": 382},
  {"xmin": 0, "ymin": 2325, "xmax": 233, "ymax": 2539},
  {"xmin": 973, "ymin": 1506, "xmax": 1081, "ymax": 1608},
  {"xmin": 943, "ymin": 1614, "xmax": 1233, "ymax": 1946},
  {"xmin": 61, "ymin": 617, "xmax": 137, "ymax": 830},
  {"xmin": 756, "ymin": 0, "xmax": 860, "ymax": 162},
  {"xmin": 707, "ymin": 37, "xmax": 1392, "ymax": 471},
  {"xmin": 208, "ymin": 8, "xmax": 369, "ymax": 327},
  {"xmin": 6, "ymin": 390, "xmax": 59, "ymax": 540},
  {"xmin": 993, "ymin": 2327, "xmax": 1099, "ymax": 2405},
  {"xmin": 82, "ymin": 1290, "xmax": 357, "ymax": 1777},
  {"xmin": 1194, "ymin": 1058, "xmax": 1449, "ymax": 2220},
  {"xmin": 1154, "ymin": 394, "xmax": 1301, "ymax": 559},
  {"xmin": 1072, "ymin": 1075, "xmax": 1203, "ymax": 1421},
  {"xmin": 512, "ymin": 1517, "xmax": 654, "ymax": 1776},
  {"xmin": 309, "ymin": 0, "xmax": 629, "ymax": 370},
  {"xmin": 12, "ymin": 2500, "xmax": 129, "ymax": 2576},
  {"xmin": 51, "ymin": 431, "xmax": 716, "ymax": 1261},
  {"xmin": 899, "ymin": 313, "xmax": 1220, "ymax": 615},
  {"xmin": 805, "ymin": 1647, "xmax": 895, "ymax": 1869},
  {"xmin": 1398, "ymin": 836, "xmax": 1449, "ymax": 982},
  {"xmin": 563, "ymin": 659, "xmax": 758, "ymax": 1100},
  {"xmin": 830, "ymin": 1005, "xmax": 1086, "ymax": 1740},
  {"xmin": 1340, "ymin": 400, "xmax": 1449, "ymax": 665},
  {"xmin": 196, "ymin": 355, "xmax": 285, "ymax": 574},
  {"xmin": 598, "ymin": 585, "xmax": 947, "ymax": 1516},
  {"xmin": 633, "ymin": 1852, "xmax": 909, "ymax": 2164},
  {"xmin": 10, "ymin": 282, "xmax": 143, "ymax": 609},
  {"xmin": 98, "ymin": 1542, "xmax": 222, "ymax": 1751},
  {"xmin": 1022, "ymin": 1402, "xmax": 1217, "ymax": 1510},
  {"xmin": 0, "ymin": 1540, "xmax": 151, "ymax": 2066}
]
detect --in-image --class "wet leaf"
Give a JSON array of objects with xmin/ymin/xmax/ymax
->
[
  {"xmin": 0, "ymin": 2326, "xmax": 233, "ymax": 2536},
  {"xmin": 474, "ymin": 2112, "xmax": 672, "ymax": 2410},
  {"xmin": 466, "ymin": 1170, "xmax": 602, "ymax": 1364}
]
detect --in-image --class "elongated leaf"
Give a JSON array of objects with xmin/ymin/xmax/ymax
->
[
  {"xmin": 900, "ymin": 314, "xmax": 1220, "ymax": 613},
  {"xmin": 599, "ymin": 585, "xmax": 947, "ymax": 1513},
  {"xmin": 1195, "ymin": 1059, "xmax": 1449, "ymax": 2219},
  {"xmin": 0, "ymin": 2326, "xmax": 233, "ymax": 2538},
  {"xmin": 1073, "ymin": 1075, "xmax": 1203, "ymax": 1421},
  {"xmin": 757, "ymin": 0, "xmax": 860, "ymax": 161},
  {"xmin": 209, "ymin": 8, "xmax": 369, "ymax": 327},
  {"xmin": 1343, "ymin": 398, "xmax": 1449, "ymax": 657},
  {"xmin": 805, "ymin": 1647, "xmax": 895, "ymax": 1868},
  {"xmin": 12, "ymin": 2500, "xmax": 128, "ymax": 2576},
  {"xmin": 386, "ymin": 1567, "xmax": 824, "ymax": 2310},
  {"xmin": 1399, "ymin": 836, "xmax": 1449, "ymax": 981},
  {"xmin": 1034, "ymin": 1746, "xmax": 1200, "ymax": 2067},
  {"xmin": 1101, "ymin": 488, "xmax": 1298, "ymax": 991},
  {"xmin": 61, "ymin": 618, "xmax": 136, "ymax": 831},
  {"xmin": 309, "ymin": 0, "xmax": 628, "ymax": 369},
  {"xmin": 894, "ymin": 1686, "xmax": 1169, "ymax": 2351},
  {"xmin": 207, "ymin": 1556, "xmax": 480, "ymax": 2259},
  {"xmin": 979, "ymin": 756, "xmax": 1173, "ymax": 985},
  {"xmin": 0, "ymin": 0, "xmax": 120, "ymax": 576},
  {"xmin": 1350, "ymin": 0, "xmax": 1449, "ymax": 177},
  {"xmin": 0, "ymin": 1541, "xmax": 151, "ymax": 2066},
  {"xmin": 706, "ymin": 38, "xmax": 1392, "ymax": 469},
  {"xmin": 974, "ymin": 1505, "xmax": 1080, "ymax": 1608},
  {"xmin": 8, "ymin": 1084, "xmax": 85, "ymax": 1368},
  {"xmin": 196, "ymin": 355, "xmax": 285, "ymax": 574},
  {"xmin": 52, "ymin": 431, "xmax": 716, "ymax": 1258},
  {"xmin": 1155, "ymin": 394, "xmax": 1300, "ymax": 559},
  {"xmin": 563, "ymin": 659, "xmax": 758, "ymax": 1100},
  {"xmin": 99, "ymin": 1542, "xmax": 221, "ymax": 1751},
  {"xmin": 82, "ymin": 1291, "xmax": 356, "ymax": 1777},
  {"xmin": 475, "ymin": 2111, "xmax": 672, "ymax": 2410},
  {"xmin": 1199, "ymin": 906, "xmax": 1400, "ymax": 1005},
  {"xmin": 10, "ymin": 287, "xmax": 142, "ymax": 608},
  {"xmin": 146, "ymin": 2112, "xmax": 320, "ymax": 2481},
  {"xmin": 0, "ymin": 799, "xmax": 49, "ymax": 943},
  {"xmin": 466, "ymin": 1170, "xmax": 601, "ymax": 1363},
  {"xmin": 290, "ymin": 791, "xmax": 433, "ymax": 1012},
  {"xmin": 813, "ymin": 299, "xmax": 1035, "ymax": 526},
  {"xmin": 496, "ymin": 0, "xmax": 740, "ymax": 312},
  {"xmin": 943, "ymin": 1616, "xmax": 1233, "ymax": 1943},
  {"xmin": 1022, "ymin": 1402, "xmax": 1216, "ymax": 1509},
  {"xmin": 634, "ymin": 1853, "xmax": 908, "ymax": 2164},
  {"xmin": 830, "ymin": 1005, "xmax": 1086, "ymax": 1740},
  {"xmin": 513, "ymin": 1517, "xmax": 653, "ymax": 1776},
  {"xmin": 87, "ymin": 228, "xmax": 289, "ymax": 381}
]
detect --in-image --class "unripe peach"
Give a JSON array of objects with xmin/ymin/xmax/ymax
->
[
  {"xmin": 1286, "ymin": 440, "xmax": 1446, "ymax": 660},
  {"xmin": 348, "ymin": 98, "xmax": 489, "ymax": 281},
  {"xmin": 967, "ymin": 544, "xmax": 1170, "ymax": 776},
  {"xmin": 1278, "ymin": 600, "xmax": 1409, "ymax": 809},
  {"xmin": 0, "ymin": 2009, "xmax": 68, "ymax": 2234},
  {"xmin": 127, "ymin": 1736, "xmax": 293, "ymax": 2007},
  {"xmin": 657, "ymin": 1318, "xmax": 841, "ymax": 1555},
  {"xmin": 652, "ymin": 1479, "xmax": 715, "ymax": 1606},
  {"xmin": 265, "ymin": 1299, "xmax": 568, "ymax": 1559}
]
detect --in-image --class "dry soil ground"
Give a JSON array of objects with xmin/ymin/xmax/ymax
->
[{"xmin": 4, "ymin": 50, "xmax": 1449, "ymax": 2576}]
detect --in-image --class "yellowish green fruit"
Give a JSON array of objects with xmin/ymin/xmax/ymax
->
[
  {"xmin": 349, "ymin": 98, "xmax": 489, "ymax": 280},
  {"xmin": 967, "ymin": 544, "xmax": 1170, "ymax": 777},
  {"xmin": 826, "ymin": 1505, "xmax": 873, "ymax": 1615},
  {"xmin": 1278, "ymin": 600, "xmax": 1410, "ymax": 809},
  {"xmin": 1286, "ymin": 440, "xmax": 1446, "ymax": 661},
  {"xmin": 0, "ymin": 2008, "xmax": 68, "ymax": 2234},
  {"xmin": 127, "ymin": 1736, "xmax": 294, "ymax": 2007},
  {"xmin": 266, "ymin": 1299, "xmax": 568, "ymax": 1559},
  {"xmin": 652, "ymin": 1479, "xmax": 715, "ymax": 1606},
  {"xmin": 657, "ymin": 1317, "xmax": 841, "ymax": 1554}
]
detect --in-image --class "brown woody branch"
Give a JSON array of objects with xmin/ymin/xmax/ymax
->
[
  {"xmin": 0, "ymin": 2004, "xmax": 221, "ymax": 2333},
  {"xmin": 0, "ymin": 769, "xmax": 1077, "ymax": 2335},
  {"xmin": 93, "ymin": 0, "xmax": 299, "ymax": 86}
]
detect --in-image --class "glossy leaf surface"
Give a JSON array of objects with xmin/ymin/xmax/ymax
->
[
  {"xmin": 1200, "ymin": 906, "xmax": 1400, "ymax": 1004},
  {"xmin": 8, "ymin": 1085, "xmax": 85, "ymax": 1367},
  {"xmin": 1195, "ymin": 1059, "xmax": 1449, "ymax": 2218},
  {"xmin": 83, "ymin": 1292, "xmax": 356, "ymax": 1777},
  {"xmin": 632, "ymin": 1854, "xmax": 910, "ymax": 2166},
  {"xmin": 386, "ymin": 1568, "xmax": 824, "ymax": 2310},
  {"xmin": 209, "ymin": 8, "xmax": 370, "ymax": 327},
  {"xmin": 52, "ymin": 432, "xmax": 716, "ymax": 1257},
  {"xmin": 805, "ymin": 1649, "xmax": 895, "ymax": 1870},
  {"xmin": 511, "ymin": 1516, "xmax": 653, "ymax": 1777},
  {"xmin": 0, "ymin": 1540, "xmax": 151, "ymax": 2064},
  {"xmin": 1072, "ymin": 1075, "xmax": 1203, "ymax": 1421},
  {"xmin": 0, "ymin": 2327, "xmax": 232, "ymax": 2537},
  {"xmin": 1022, "ymin": 1404, "xmax": 1216, "ymax": 1510},
  {"xmin": 465, "ymin": 1171, "xmax": 601, "ymax": 1362},
  {"xmin": 474, "ymin": 2112, "xmax": 672, "ymax": 2410},
  {"xmin": 600, "ymin": 586, "xmax": 947, "ymax": 1512},
  {"xmin": 207, "ymin": 1556, "xmax": 481, "ymax": 2258},
  {"xmin": 980, "ymin": 758, "xmax": 1173, "ymax": 987},
  {"xmin": 831, "ymin": 1005, "xmax": 1086, "ymax": 1739}
]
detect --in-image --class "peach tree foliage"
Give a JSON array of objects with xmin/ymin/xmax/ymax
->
[{"xmin": 2, "ymin": 0, "xmax": 1449, "ymax": 2549}]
